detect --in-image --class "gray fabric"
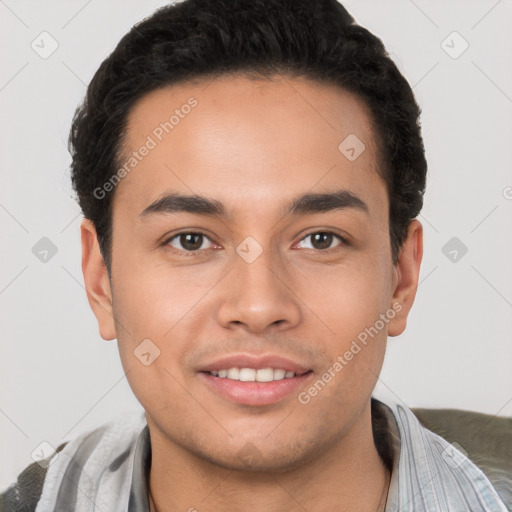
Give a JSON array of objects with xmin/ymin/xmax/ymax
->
[
  {"xmin": 1, "ymin": 400, "xmax": 510, "ymax": 511},
  {"xmin": 412, "ymin": 407, "xmax": 512, "ymax": 510},
  {"xmin": 379, "ymin": 400, "xmax": 507, "ymax": 511},
  {"xmin": 0, "ymin": 442, "xmax": 68, "ymax": 512},
  {"xmin": 127, "ymin": 425, "xmax": 151, "ymax": 512},
  {"xmin": 52, "ymin": 428, "xmax": 105, "ymax": 511}
]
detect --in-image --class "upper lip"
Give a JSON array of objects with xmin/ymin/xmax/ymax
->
[{"xmin": 198, "ymin": 353, "xmax": 312, "ymax": 375}]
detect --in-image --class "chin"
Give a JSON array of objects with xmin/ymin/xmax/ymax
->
[{"xmin": 192, "ymin": 438, "xmax": 319, "ymax": 474}]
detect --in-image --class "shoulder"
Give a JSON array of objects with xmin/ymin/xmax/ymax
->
[
  {"xmin": 411, "ymin": 406, "xmax": 512, "ymax": 508},
  {"xmin": 0, "ymin": 441, "xmax": 68, "ymax": 512},
  {"xmin": 0, "ymin": 411, "xmax": 146, "ymax": 512}
]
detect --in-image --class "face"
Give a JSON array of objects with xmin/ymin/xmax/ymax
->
[{"xmin": 82, "ymin": 74, "xmax": 422, "ymax": 472}]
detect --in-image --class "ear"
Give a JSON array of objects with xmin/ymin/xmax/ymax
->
[
  {"xmin": 80, "ymin": 218, "xmax": 116, "ymax": 341},
  {"xmin": 387, "ymin": 219, "xmax": 423, "ymax": 337}
]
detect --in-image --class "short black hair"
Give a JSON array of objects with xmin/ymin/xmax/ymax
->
[{"xmin": 69, "ymin": 0, "xmax": 427, "ymax": 274}]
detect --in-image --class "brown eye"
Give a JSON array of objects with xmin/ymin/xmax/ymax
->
[
  {"xmin": 166, "ymin": 232, "xmax": 214, "ymax": 252},
  {"xmin": 296, "ymin": 231, "xmax": 346, "ymax": 251}
]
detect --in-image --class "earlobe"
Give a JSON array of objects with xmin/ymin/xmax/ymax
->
[
  {"xmin": 387, "ymin": 219, "xmax": 423, "ymax": 337},
  {"xmin": 80, "ymin": 218, "xmax": 117, "ymax": 341}
]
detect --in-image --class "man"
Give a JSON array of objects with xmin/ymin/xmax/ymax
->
[{"xmin": 1, "ymin": 0, "xmax": 509, "ymax": 511}]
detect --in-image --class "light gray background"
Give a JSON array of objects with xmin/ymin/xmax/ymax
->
[{"xmin": 1, "ymin": 0, "xmax": 511, "ymax": 490}]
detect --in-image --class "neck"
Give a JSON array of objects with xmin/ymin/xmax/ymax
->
[{"xmin": 147, "ymin": 403, "xmax": 391, "ymax": 512}]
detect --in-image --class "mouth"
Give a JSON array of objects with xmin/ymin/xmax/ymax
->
[{"xmin": 198, "ymin": 368, "xmax": 314, "ymax": 406}]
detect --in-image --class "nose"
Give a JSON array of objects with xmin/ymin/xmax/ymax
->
[{"xmin": 216, "ymin": 245, "xmax": 302, "ymax": 334}]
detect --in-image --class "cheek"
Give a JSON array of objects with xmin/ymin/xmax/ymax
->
[
  {"xmin": 298, "ymin": 256, "xmax": 392, "ymax": 396},
  {"xmin": 111, "ymin": 269, "xmax": 190, "ymax": 415},
  {"xmin": 109, "ymin": 255, "xmax": 205, "ymax": 387},
  {"xmin": 304, "ymin": 259, "xmax": 391, "ymax": 337},
  {"xmin": 111, "ymin": 248, "xmax": 187, "ymax": 331},
  {"xmin": 301, "ymin": 278, "xmax": 389, "ymax": 412}
]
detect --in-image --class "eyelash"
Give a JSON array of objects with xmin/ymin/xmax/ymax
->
[{"xmin": 162, "ymin": 230, "xmax": 349, "ymax": 256}]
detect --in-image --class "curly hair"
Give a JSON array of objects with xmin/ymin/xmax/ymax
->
[{"xmin": 69, "ymin": 0, "xmax": 427, "ymax": 274}]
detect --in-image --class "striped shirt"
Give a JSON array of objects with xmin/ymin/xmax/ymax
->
[{"xmin": 12, "ymin": 396, "xmax": 506, "ymax": 511}]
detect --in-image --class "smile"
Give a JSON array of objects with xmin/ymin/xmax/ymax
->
[{"xmin": 199, "ymin": 369, "xmax": 314, "ymax": 406}]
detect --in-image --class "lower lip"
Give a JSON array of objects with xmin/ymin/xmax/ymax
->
[{"xmin": 198, "ymin": 371, "xmax": 314, "ymax": 406}]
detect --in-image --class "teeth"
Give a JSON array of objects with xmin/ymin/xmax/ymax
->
[
  {"xmin": 273, "ymin": 369, "xmax": 286, "ymax": 380},
  {"xmin": 209, "ymin": 367, "xmax": 301, "ymax": 382},
  {"xmin": 255, "ymin": 368, "xmax": 274, "ymax": 382},
  {"xmin": 239, "ymin": 368, "xmax": 256, "ymax": 381},
  {"xmin": 227, "ymin": 368, "xmax": 240, "ymax": 380}
]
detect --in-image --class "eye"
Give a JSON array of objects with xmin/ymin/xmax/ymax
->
[
  {"xmin": 163, "ymin": 229, "xmax": 348, "ymax": 256},
  {"xmin": 164, "ymin": 231, "xmax": 216, "ymax": 253},
  {"xmin": 295, "ymin": 231, "xmax": 348, "ymax": 251}
]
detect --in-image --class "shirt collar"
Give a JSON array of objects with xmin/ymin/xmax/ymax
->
[{"xmin": 127, "ymin": 396, "xmax": 507, "ymax": 511}]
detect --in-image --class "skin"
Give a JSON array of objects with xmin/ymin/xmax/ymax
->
[{"xmin": 81, "ymin": 74, "xmax": 423, "ymax": 512}]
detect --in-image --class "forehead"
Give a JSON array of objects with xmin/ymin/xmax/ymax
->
[{"xmin": 113, "ymin": 74, "xmax": 387, "ymax": 221}]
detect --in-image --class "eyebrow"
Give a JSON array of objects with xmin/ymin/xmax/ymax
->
[{"xmin": 139, "ymin": 189, "xmax": 369, "ymax": 220}]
